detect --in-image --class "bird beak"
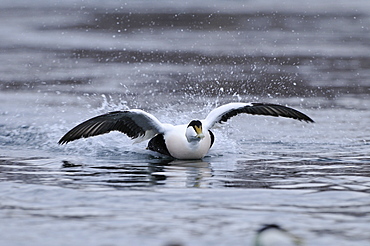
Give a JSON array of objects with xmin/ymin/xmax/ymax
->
[{"xmin": 194, "ymin": 125, "xmax": 205, "ymax": 139}]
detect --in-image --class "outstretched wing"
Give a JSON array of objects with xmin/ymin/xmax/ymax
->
[
  {"xmin": 203, "ymin": 102, "xmax": 314, "ymax": 130},
  {"xmin": 58, "ymin": 109, "xmax": 168, "ymax": 145}
]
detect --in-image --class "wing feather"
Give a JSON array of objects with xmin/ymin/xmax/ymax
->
[
  {"xmin": 58, "ymin": 109, "xmax": 166, "ymax": 145},
  {"xmin": 203, "ymin": 102, "xmax": 314, "ymax": 129}
]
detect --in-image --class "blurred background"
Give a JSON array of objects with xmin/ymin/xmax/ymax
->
[{"xmin": 1, "ymin": 0, "xmax": 369, "ymax": 108}]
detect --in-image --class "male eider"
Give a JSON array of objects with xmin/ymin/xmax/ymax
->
[
  {"xmin": 254, "ymin": 224, "xmax": 303, "ymax": 246},
  {"xmin": 58, "ymin": 102, "xmax": 314, "ymax": 159}
]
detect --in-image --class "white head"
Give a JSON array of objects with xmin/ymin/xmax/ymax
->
[{"xmin": 186, "ymin": 120, "xmax": 205, "ymax": 142}]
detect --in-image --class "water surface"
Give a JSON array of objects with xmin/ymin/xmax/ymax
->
[{"xmin": 0, "ymin": 1, "xmax": 369, "ymax": 245}]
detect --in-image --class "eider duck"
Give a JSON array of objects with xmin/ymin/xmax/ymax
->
[
  {"xmin": 254, "ymin": 224, "xmax": 303, "ymax": 246},
  {"xmin": 58, "ymin": 102, "xmax": 314, "ymax": 159}
]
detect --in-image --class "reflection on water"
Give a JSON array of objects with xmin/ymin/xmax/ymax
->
[
  {"xmin": 1, "ymin": 153, "xmax": 370, "ymax": 246},
  {"xmin": 0, "ymin": 157, "xmax": 213, "ymax": 189},
  {"xmin": 2, "ymin": 153, "xmax": 370, "ymax": 193},
  {"xmin": 62, "ymin": 159, "xmax": 212, "ymax": 188}
]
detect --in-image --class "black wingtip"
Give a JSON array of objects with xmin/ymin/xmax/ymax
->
[
  {"xmin": 308, "ymin": 118, "xmax": 315, "ymax": 123},
  {"xmin": 58, "ymin": 133, "xmax": 78, "ymax": 145},
  {"xmin": 58, "ymin": 139, "xmax": 66, "ymax": 145},
  {"xmin": 58, "ymin": 137, "xmax": 69, "ymax": 145},
  {"xmin": 298, "ymin": 111, "xmax": 315, "ymax": 123},
  {"xmin": 249, "ymin": 103, "xmax": 315, "ymax": 123},
  {"xmin": 301, "ymin": 116, "xmax": 315, "ymax": 123}
]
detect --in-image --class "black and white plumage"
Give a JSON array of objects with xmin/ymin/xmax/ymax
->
[
  {"xmin": 58, "ymin": 102, "xmax": 314, "ymax": 159},
  {"xmin": 254, "ymin": 224, "xmax": 303, "ymax": 246}
]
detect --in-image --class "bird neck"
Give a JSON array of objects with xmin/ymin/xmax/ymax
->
[{"xmin": 185, "ymin": 127, "xmax": 201, "ymax": 143}]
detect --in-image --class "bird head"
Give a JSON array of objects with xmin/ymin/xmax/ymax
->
[
  {"xmin": 186, "ymin": 120, "xmax": 205, "ymax": 142},
  {"xmin": 254, "ymin": 224, "xmax": 303, "ymax": 246}
]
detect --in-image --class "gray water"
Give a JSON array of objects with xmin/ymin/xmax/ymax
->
[{"xmin": 0, "ymin": 1, "xmax": 370, "ymax": 245}]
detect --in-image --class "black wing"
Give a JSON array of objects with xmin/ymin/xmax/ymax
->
[
  {"xmin": 58, "ymin": 110, "xmax": 165, "ymax": 145},
  {"xmin": 203, "ymin": 102, "xmax": 314, "ymax": 129}
]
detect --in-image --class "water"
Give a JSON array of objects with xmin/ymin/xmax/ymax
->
[{"xmin": 1, "ymin": 1, "xmax": 370, "ymax": 245}]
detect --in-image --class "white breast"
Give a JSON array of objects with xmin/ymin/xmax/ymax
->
[{"xmin": 165, "ymin": 125, "xmax": 212, "ymax": 159}]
